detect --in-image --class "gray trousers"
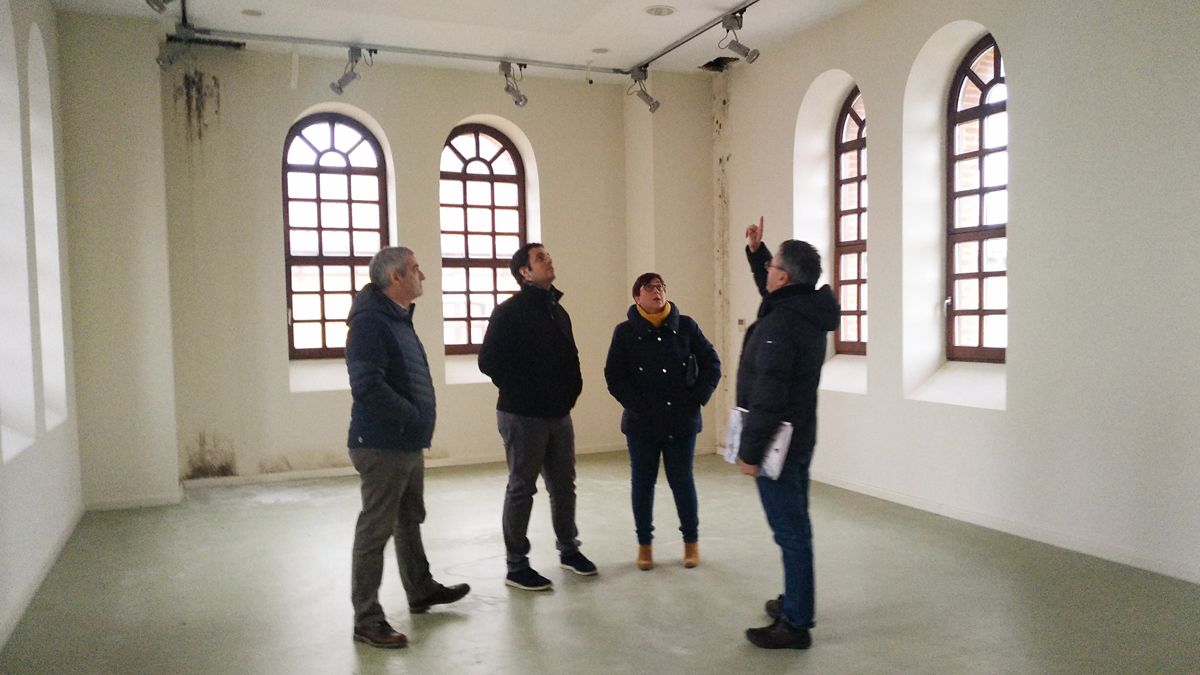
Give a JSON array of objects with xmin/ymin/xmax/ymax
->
[
  {"xmin": 349, "ymin": 447, "xmax": 438, "ymax": 628},
  {"xmin": 498, "ymin": 411, "xmax": 581, "ymax": 572}
]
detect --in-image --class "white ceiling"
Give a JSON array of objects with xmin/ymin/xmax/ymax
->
[{"xmin": 50, "ymin": 0, "xmax": 863, "ymax": 77}]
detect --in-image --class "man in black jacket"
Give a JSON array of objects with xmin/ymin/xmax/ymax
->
[
  {"xmin": 737, "ymin": 220, "xmax": 839, "ymax": 650},
  {"xmin": 479, "ymin": 243, "xmax": 597, "ymax": 591},
  {"xmin": 345, "ymin": 246, "xmax": 469, "ymax": 649}
]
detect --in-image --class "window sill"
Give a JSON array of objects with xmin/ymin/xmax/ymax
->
[
  {"xmin": 907, "ymin": 360, "xmax": 1005, "ymax": 410},
  {"xmin": 819, "ymin": 354, "xmax": 867, "ymax": 394},
  {"xmin": 1, "ymin": 425, "xmax": 34, "ymax": 462},
  {"xmin": 288, "ymin": 359, "xmax": 348, "ymax": 393},
  {"xmin": 445, "ymin": 354, "xmax": 490, "ymax": 385}
]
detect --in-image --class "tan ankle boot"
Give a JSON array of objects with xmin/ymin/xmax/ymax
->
[
  {"xmin": 636, "ymin": 544, "xmax": 653, "ymax": 570},
  {"xmin": 683, "ymin": 541, "xmax": 700, "ymax": 568}
]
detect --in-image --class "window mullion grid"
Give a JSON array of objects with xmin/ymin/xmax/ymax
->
[
  {"xmin": 946, "ymin": 36, "xmax": 1006, "ymax": 363},
  {"xmin": 834, "ymin": 99, "xmax": 867, "ymax": 354},
  {"xmin": 284, "ymin": 114, "xmax": 387, "ymax": 360},
  {"xmin": 946, "ymin": 227, "xmax": 1004, "ymax": 362},
  {"xmin": 441, "ymin": 125, "xmax": 526, "ymax": 356},
  {"xmin": 440, "ymin": 167, "xmax": 471, "ymax": 354},
  {"xmin": 834, "ymin": 239, "xmax": 867, "ymax": 355},
  {"xmin": 948, "ymin": 97, "xmax": 983, "ymax": 359},
  {"xmin": 289, "ymin": 254, "xmax": 368, "ymax": 354}
]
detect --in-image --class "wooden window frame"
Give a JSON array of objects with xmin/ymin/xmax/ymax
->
[
  {"xmin": 834, "ymin": 86, "xmax": 867, "ymax": 356},
  {"xmin": 946, "ymin": 35, "xmax": 1007, "ymax": 363},
  {"xmin": 439, "ymin": 123, "xmax": 527, "ymax": 356},
  {"xmin": 282, "ymin": 112, "xmax": 389, "ymax": 360}
]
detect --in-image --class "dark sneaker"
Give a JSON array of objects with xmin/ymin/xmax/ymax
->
[
  {"xmin": 746, "ymin": 618, "xmax": 812, "ymax": 650},
  {"xmin": 409, "ymin": 582, "xmax": 471, "ymax": 613},
  {"xmin": 353, "ymin": 620, "xmax": 408, "ymax": 649},
  {"xmin": 559, "ymin": 551, "xmax": 598, "ymax": 576},
  {"xmin": 505, "ymin": 567, "xmax": 553, "ymax": 591},
  {"xmin": 765, "ymin": 594, "xmax": 783, "ymax": 620}
]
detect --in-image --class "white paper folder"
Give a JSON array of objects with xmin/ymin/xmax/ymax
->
[{"xmin": 723, "ymin": 407, "xmax": 793, "ymax": 480}]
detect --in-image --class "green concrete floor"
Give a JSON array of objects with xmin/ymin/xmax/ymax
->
[{"xmin": 3, "ymin": 452, "xmax": 1199, "ymax": 673}]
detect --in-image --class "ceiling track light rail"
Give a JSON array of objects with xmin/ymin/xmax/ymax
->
[
  {"xmin": 630, "ymin": 0, "xmax": 762, "ymax": 73},
  {"xmin": 166, "ymin": 0, "xmax": 761, "ymax": 78},
  {"xmin": 156, "ymin": 0, "xmax": 763, "ymax": 111},
  {"xmin": 174, "ymin": 25, "xmax": 629, "ymax": 77}
]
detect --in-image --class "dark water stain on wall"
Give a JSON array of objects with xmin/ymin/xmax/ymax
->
[{"xmin": 183, "ymin": 431, "xmax": 237, "ymax": 479}]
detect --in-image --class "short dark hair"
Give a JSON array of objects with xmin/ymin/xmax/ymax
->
[
  {"xmin": 509, "ymin": 242, "xmax": 543, "ymax": 283},
  {"xmin": 776, "ymin": 240, "xmax": 822, "ymax": 287},
  {"xmin": 631, "ymin": 272, "xmax": 664, "ymax": 297}
]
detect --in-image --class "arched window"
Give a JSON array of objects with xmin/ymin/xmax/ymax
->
[
  {"xmin": 439, "ymin": 124, "xmax": 525, "ymax": 355},
  {"xmin": 834, "ymin": 87, "xmax": 867, "ymax": 355},
  {"xmin": 29, "ymin": 24, "xmax": 67, "ymax": 430},
  {"xmin": 281, "ymin": 113, "xmax": 388, "ymax": 360},
  {"xmin": 947, "ymin": 35, "xmax": 1007, "ymax": 363},
  {"xmin": 1, "ymin": 0, "xmax": 36, "ymax": 460}
]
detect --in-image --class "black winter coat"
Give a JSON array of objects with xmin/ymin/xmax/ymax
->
[
  {"xmin": 604, "ymin": 302, "xmax": 721, "ymax": 442},
  {"xmin": 478, "ymin": 283, "xmax": 583, "ymax": 418},
  {"xmin": 345, "ymin": 283, "xmax": 436, "ymax": 452},
  {"xmin": 737, "ymin": 245, "xmax": 839, "ymax": 468}
]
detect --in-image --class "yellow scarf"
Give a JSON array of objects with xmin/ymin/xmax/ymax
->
[{"xmin": 636, "ymin": 303, "xmax": 671, "ymax": 328}]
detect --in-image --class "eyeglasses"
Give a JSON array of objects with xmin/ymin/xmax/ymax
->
[
  {"xmin": 763, "ymin": 261, "xmax": 783, "ymax": 271},
  {"xmin": 641, "ymin": 283, "xmax": 667, "ymax": 293}
]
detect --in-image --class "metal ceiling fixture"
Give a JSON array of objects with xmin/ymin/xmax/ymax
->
[
  {"xmin": 330, "ymin": 47, "xmax": 363, "ymax": 95},
  {"xmin": 500, "ymin": 61, "xmax": 528, "ymax": 107},
  {"xmin": 629, "ymin": 66, "xmax": 661, "ymax": 113},
  {"xmin": 719, "ymin": 11, "xmax": 760, "ymax": 64}
]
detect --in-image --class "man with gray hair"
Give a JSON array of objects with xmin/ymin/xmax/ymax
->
[
  {"xmin": 345, "ymin": 246, "xmax": 469, "ymax": 649},
  {"xmin": 737, "ymin": 219, "xmax": 838, "ymax": 650}
]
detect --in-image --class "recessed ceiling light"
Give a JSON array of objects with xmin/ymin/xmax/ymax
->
[
  {"xmin": 591, "ymin": 47, "xmax": 610, "ymax": 54},
  {"xmin": 644, "ymin": 5, "xmax": 676, "ymax": 17},
  {"xmin": 241, "ymin": 8, "xmax": 263, "ymax": 17}
]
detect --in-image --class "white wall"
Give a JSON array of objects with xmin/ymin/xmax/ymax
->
[
  {"xmin": 722, "ymin": 0, "xmax": 1200, "ymax": 583},
  {"xmin": 132, "ymin": 30, "xmax": 712, "ymax": 477},
  {"xmin": 0, "ymin": 0, "xmax": 83, "ymax": 648},
  {"xmin": 58, "ymin": 14, "xmax": 181, "ymax": 508},
  {"xmin": 623, "ymin": 71, "xmax": 722, "ymax": 449},
  {"xmin": 156, "ymin": 48, "xmax": 620, "ymax": 474}
]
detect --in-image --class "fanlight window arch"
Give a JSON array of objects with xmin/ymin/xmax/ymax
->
[
  {"xmin": 946, "ymin": 35, "xmax": 1008, "ymax": 362},
  {"xmin": 439, "ymin": 124, "xmax": 526, "ymax": 355},
  {"xmin": 282, "ymin": 113, "xmax": 388, "ymax": 359},
  {"xmin": 834, "ymin": 86, "xmax": 867, "ymax": 355}
]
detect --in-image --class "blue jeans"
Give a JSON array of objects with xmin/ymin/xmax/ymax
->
[
  {"xmin": 756, "ymin": 458, "xmax": 815, "ymax": 629},
  {"xmin": 626, "ymin": 433, "xmax": 699, "ymax": 545}
]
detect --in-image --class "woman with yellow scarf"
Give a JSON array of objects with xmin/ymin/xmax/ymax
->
[{"xmin": 604, "ymin": 273, "xmax": 721, "ymax": 570}]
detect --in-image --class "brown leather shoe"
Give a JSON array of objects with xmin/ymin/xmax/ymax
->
[
  {"xmin": 353, "ymin": 621, "xmax": 408, "ymax": 649},
  {"xmin": 636, "ymin": 544, "xmax": 653, "ymax": 570},
  {"xmin": 409, "ymin": 582, "xmax": 470, "ymax": 613},
  {"xmin": 683, "ymin": 541, "xmax": 700, "ymax": 568}
]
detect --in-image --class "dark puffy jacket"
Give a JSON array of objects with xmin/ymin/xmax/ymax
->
[
  {"xmin": 478, "ymin": 283, "xmax": 582, "ymax": 418},
  {"xmin": 345, "ymin": 283, "xmax": 436, "ymax": 451},
  {"xmin": 604, "ymin": 302, "xmax": 721, "ymax": 442},
  {"xmin": 737, "ymin": 245, "xmax": 839, "ymax": 468}
]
